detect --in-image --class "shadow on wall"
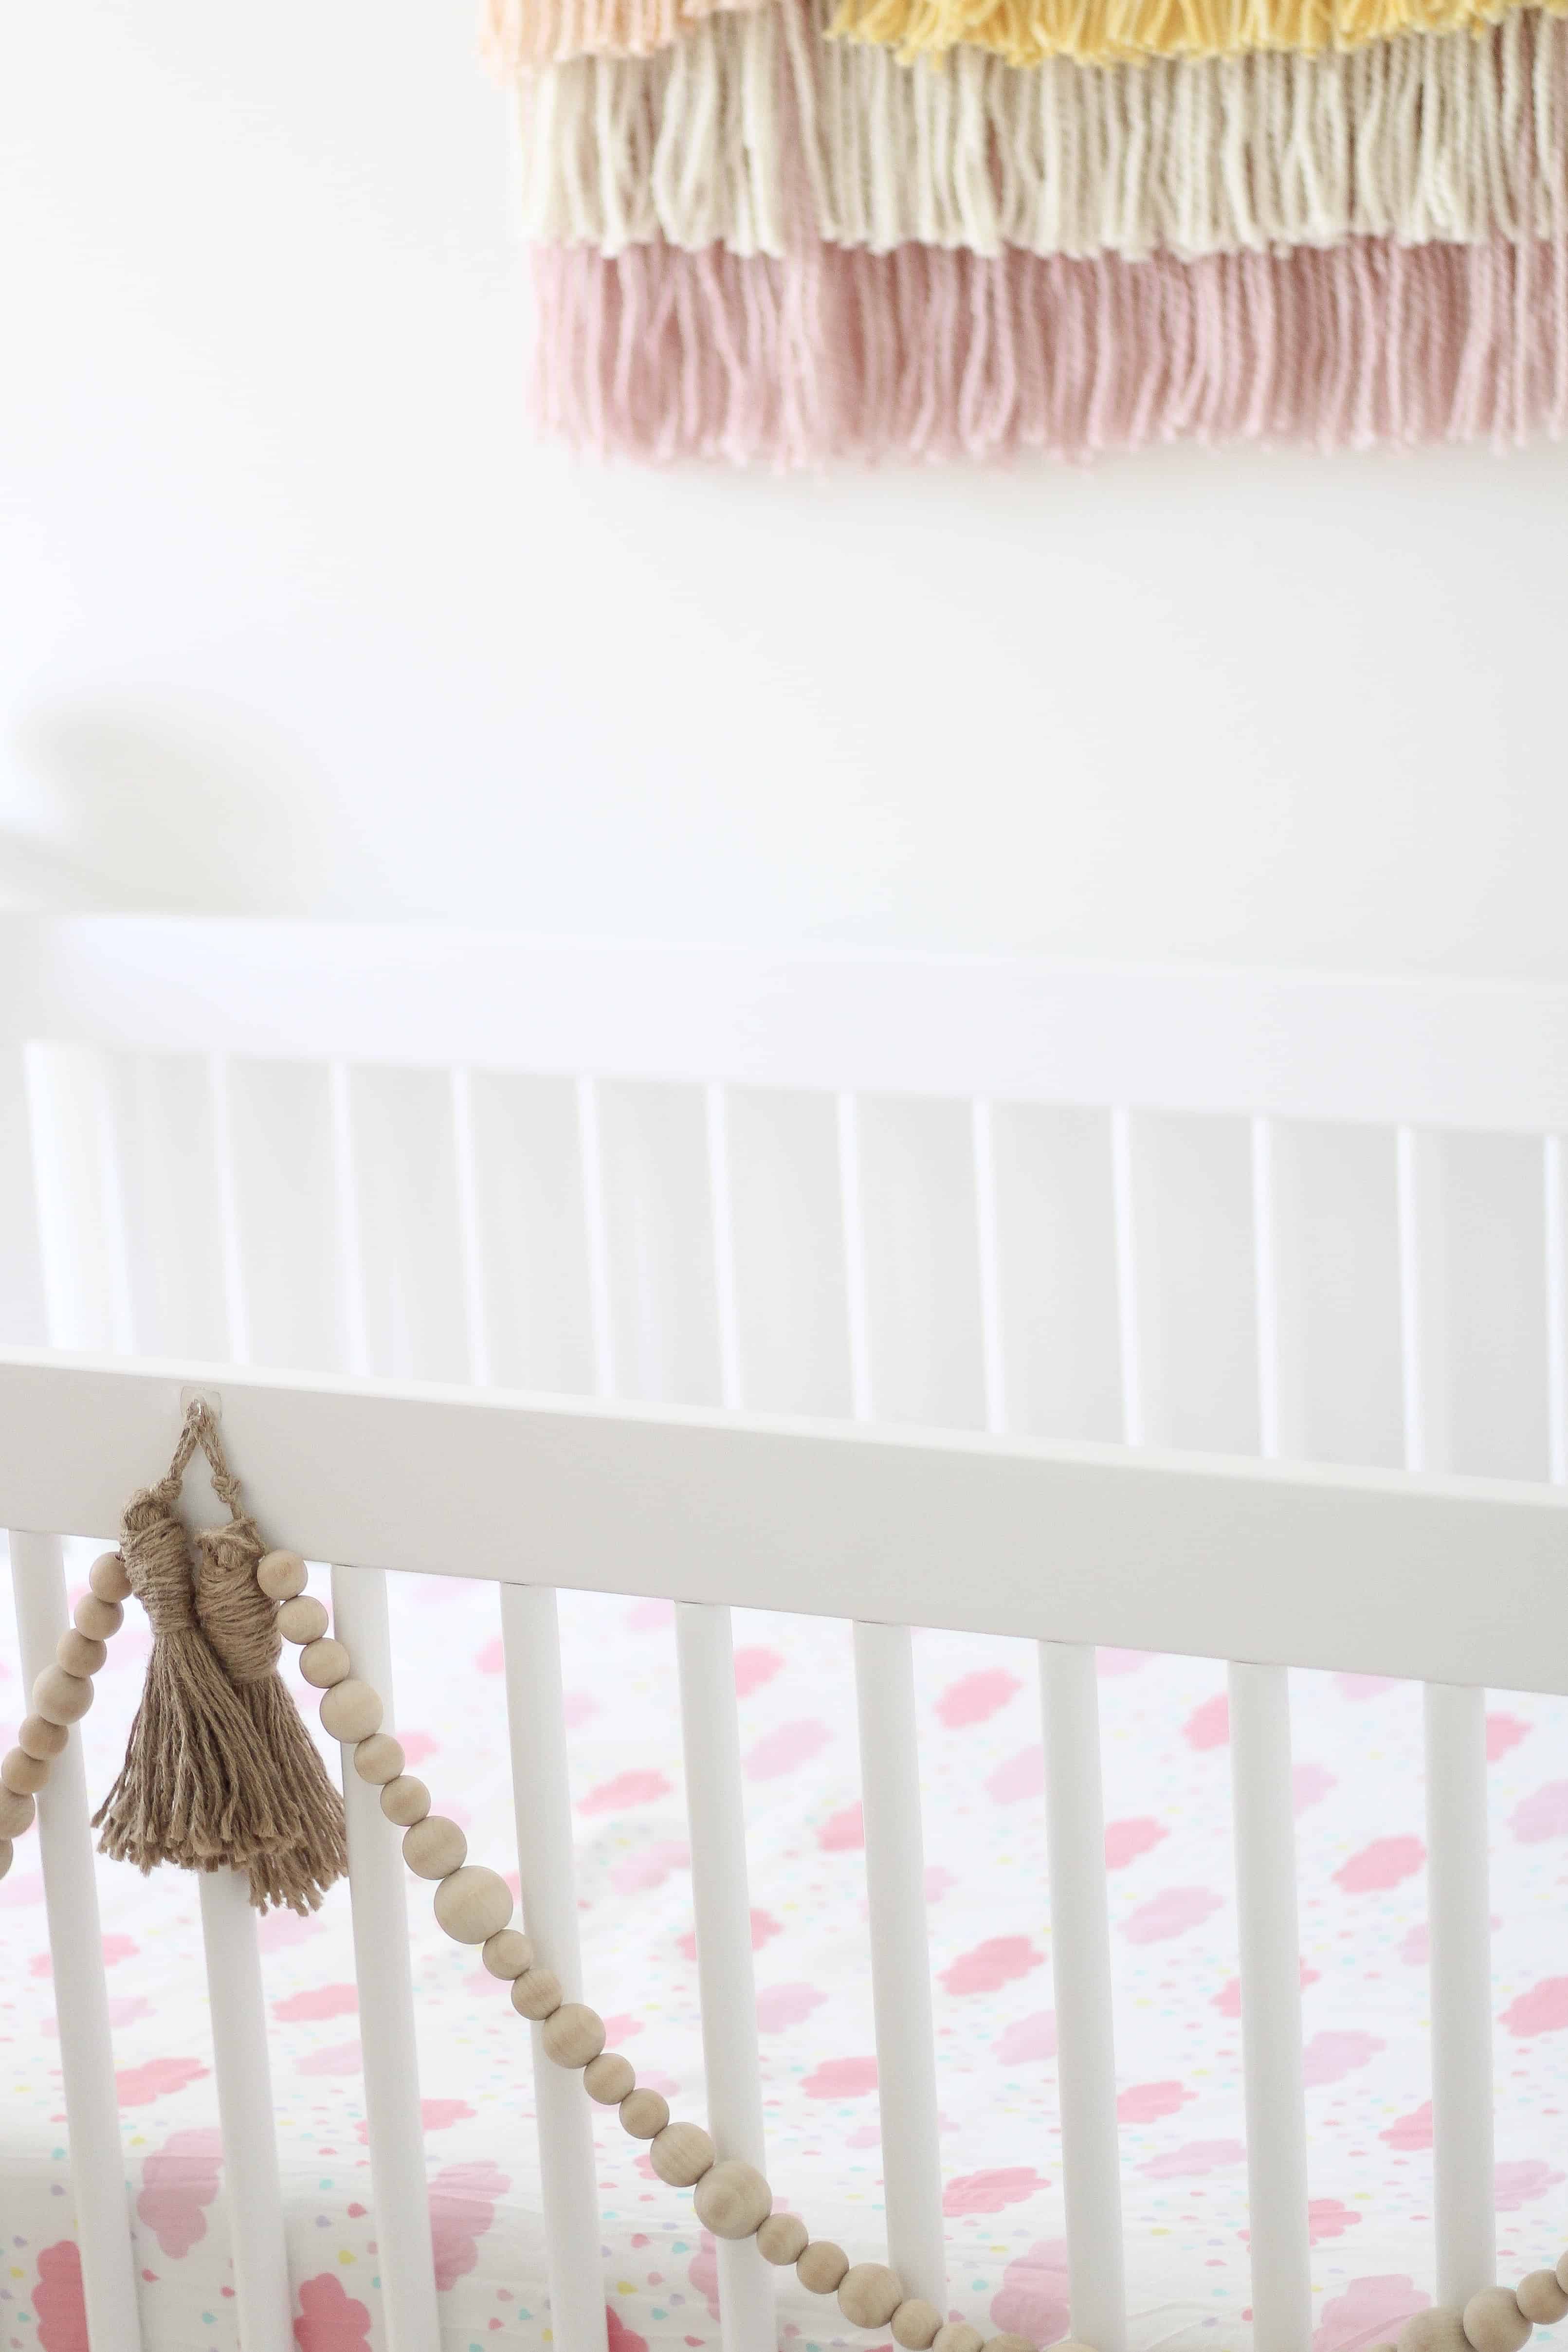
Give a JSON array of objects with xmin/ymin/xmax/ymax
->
[{"xmin": 0, "ymin": 693, "xmax": 342, "ymax": 912}]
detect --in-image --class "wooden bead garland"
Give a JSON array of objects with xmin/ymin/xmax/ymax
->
[
  {"xmin": 757, "ymin": 2213, "xmax": 808, "ymax": 2265},
  {"xmin": 1, "ymin": 1749, "xmax": 51, "ymax": 1795},
  {"xmin": 277, "ymin": 1595, "xmax": 328, "ymax": 1644},
  {"xmin": 481, "ymin": 1928, "xmax": 534, "ymax": 1979},
  {"xmin": 402, "ymin": 1815, "xmax": 466, "ymax": 1878},
  {"xmin": 583, "ymin": 2051, "xmax": 636, "ymax": 2103},
  {"xmin": 433, "ymin": 1865, "xmax": 514, "ymax": 1944},
  {"xmin": 798, "ymin": 2240, "xmax": 850, "ymax": 2293},
  {"xmin": 839, "ymin": 2263, "xmax": 904, "ymax": 2328},
  {"xmin": 33, "ymin": 1665, "xmax": 93, "ymax": 1724},
  {"xmin": 57, "ymin": 1629, "xmax": 108, "ymax": 1678},
  {"xmin": 18, "ymin": 1715, "xmax": 68, "ymax": 1760},
  {"xmin": 511, "ymin": 1967, "xmax": 564, "ymax": 2021},
  {"xmin": 0, "ymin": 1549, "xmax": 125, "ymax": 1881},
  {"xmin": 619, "ymin": 2087, "xmax": 669, "ymax": 2138},
  {"xmin": 353, "ymin": 1734, "xmax": 404, "ymax": 1786},
  {"xmin": 694, "ymin": 2159, "xmax": 772, "ymax": 2239},
  {"xmin": 892, "ymin": 2300, "xmax": 945, "ymax": 2350},
  {"xmin": 541, "ymin": 2003, "xmax": 605, "ymax": 2068},
  {"xmin": 650, "ymin": 2121, "xmax": 716, "ymax": 2187},
  {"xmin": 1517, "ymin": 2275, "xmax": 1568, "ymax": 2326},
  {"xmin": 318, "ymin": 1678, "xmax": 383, "ymax": 1743},
  {"xmin": 257, "ymin": 1549, "xmax": 308, "ymax": 1600},
  {"xmin": 89, "ymin": 1550, "xmax": 132, "ymax": 1601},
  {"xmin": 932, "ymin": 2327, "xmax": 985, "ymax": 2352},
  {"xmin": 298, "ymin": 1638, "xmax": 350, "ymax": 1689},
  {"xmin": 380, "ymin": 1775, "xmax": 430, "ymax": 1826},
  {"xmin": 1462, "ymin": 2293, "xmax": 1532, "ymax": 2352}
]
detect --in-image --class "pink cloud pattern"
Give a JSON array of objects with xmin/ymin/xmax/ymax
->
[{"xmin": 137, "ymin": 2127, "xmax": 223, "ymax": 2257}]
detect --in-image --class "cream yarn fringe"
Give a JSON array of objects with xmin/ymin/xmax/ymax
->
[
  {"xmin": 484, "ymin": 0, "xmax": 767, "ymax": 69},
  {"xmin": 518, "ymin": 3, "xmax": 1568, "ymax": 259}
]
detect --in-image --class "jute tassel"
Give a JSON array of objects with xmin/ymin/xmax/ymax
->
[{"xmin": 93, "ymin": 1405, "xmax": 347, "ymax": 1914}]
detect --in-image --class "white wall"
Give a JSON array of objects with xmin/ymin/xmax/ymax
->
[{"xmin": 3, "ymin": 0, "xmax": 1567, "ymax": 976}]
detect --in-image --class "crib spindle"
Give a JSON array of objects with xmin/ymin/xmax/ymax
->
[
  {"xmin": 972, "ymin": 1097, "xmax": 1008, "ymax": 1436},
  {"xmin": 1398, "ymin": 1127, "xmax": 1497, "ymax": 2303},
  {"xmin": 450, "ymin": 1065, "xmax": 493, "ymax": 1388},
  {"xmin": 1228, "ymin": 1662, "xmax": 1311, "ymax": 2352},
  {"xmin": 1040, "ymin": 1641, "xmax": 1127, "ymax": 2352},
  {"xmin": 500, "ymin": 1582, "xmax": 610, "ymax": 2352},
  {"xmin": 676, "ymin": 1602, "xmax": 774, "ymax": 2351},
  {"xmin": 1109, "ymin": 1108, "xmax": 1145, "ymax": 1447},
  {"xmin": 9, "ymin": 1529, "xmax": 143, "ymax": 2350},
  {"xmin": 207, "ymin": 1052, "xmax": 253, "ymax": 1366},
  {"xmin": 197, "ymin": 1870, "xmax": 293, "ymax": 2351},
  {"xmin": 328, "ymin": 1563, "xmax": 441, "ymax": 2351},
  {"xmin": 1544, "ymin": 1136, "xmax": 1567, "ymax": 1487},
  {"xmin": 576, "ymin": 1074, "xmax": 617, "ymax": 1399},
  {"xmin": 328, "ymin": 1061, "xmax": 372, "ymax": 1378}
]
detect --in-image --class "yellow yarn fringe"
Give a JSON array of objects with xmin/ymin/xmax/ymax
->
[{"xmin": 829, "ymin": 0, "xmax": 1554, "ymax": 69}]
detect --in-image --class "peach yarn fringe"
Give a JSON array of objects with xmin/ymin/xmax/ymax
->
[
  {"xmin": 483, "ymin": 0, "xmax": 768, "ymax": 68},
  {"xmin": 830, "ymin": 0, "xmax": 1557, "ymax": 70},
  {"xmin": 532, "ymin": 234, "xmax": 1568, "ymax": 460},
  {"xmin": 519, "ymin": 5, "xmax": 1568, "ymax": 260}
]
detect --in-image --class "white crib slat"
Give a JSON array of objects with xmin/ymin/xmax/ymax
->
[
  {"xmin": 1397, "ymin": 1129, "xmax": 1497, "ymax": 2304},
  {"xmin": 328, "ymin": 1563, "xmax": 441, "ymax": 2352},
  {"xmin": 1228, "ymin": 1661, "xmax": 1311, "ymax": 2352},
  {"xmin": 972, "ymin": 1097, "xmax": 1007, "ymax": 1436},
  {"xmin": 1544, "ymin": 1136, "xmax": 1567, "ymax": 1487},
  {"xmin": 854, "ymin": 1620, "xmax": 947, "ymax": 2308},
  {"xmin": 9, "ymin": 1529, "xmax": 142, "ymax": 2349},
  {"xmin": 450, "ymin": 1066, "xmax": 492, "ymax": 1387},
  {"xmin": 1109, "ymin": 1108, "xmax": 1144, "ymax": 1447},
  {"xmin": 836, "ymin": 1092, "xmax": 875, "ymax": 1421},
  {"xmin": 675, "ymin": 1602, "xmax": 773, "ymax": 2350},
  {"xmin": 197, "ymin": 1870, "xmax": 292, "ymax": 2351},
  {"xmin": 328, "ymin": 1061, "xmax": 372, "ymax": 1377},
  {"xmin": 500, "ymin": 1582, "xmax": 609, "ymax": 2352},
  {"xmin": 1425, "ymin": 1681, "xmax": 1496, "ymax": 2306},
  {"xmin": 576, "ymin": 1074, "xmax": 617, "ymax": 1399},
  {"xmin": 1040, "ymin": 1641, "xmax": 1126, "ymax": 2352}
]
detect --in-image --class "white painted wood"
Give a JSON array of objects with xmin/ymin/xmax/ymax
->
[
  {"xmin": 1543, "ymin": 1136, "xmax": 1567, "ymax": 1487},
  {"xmin": 972, "ymin": 1097, "xmax": 1007, "ymax": 1437},
  {"xmin": 197, "ymin": 1869, "xmax": 293, "ymax": 2352},
  {"xmin": 576, "ymin": 1074, "xmax": 616, "ymax": 1399},
  {"xmin": 675, "ymin": 1601, "xmax": 773, "ymax": 2351},
  {"xmin": 0, "ymin": 1042, "xmax": 47, "ymax": 1348},
  {"xmin": 6, "ymin": 1352, "xmax": 1568, "ymax": 1692},
  {"xmin": 1228, "ymin": 1661, "xmax": 1311, "ymax": 2352},
  {"xmin": 23, "ymin": 1043, "xmax": 131, "ymax": 1353},
  {"xmin": 328, "ymin": 1062, "xmax": 371, "ymax": 1378},
  {"xmin": 207, "ymin": 1053, "xmax": 252, "ymax": 1365},
  {"xmin": 836, "ymin": 1092, "xmax": 874, "ymax": 1421},
  {"xmin": 1040, "ymin": 1640, "xmax": 1126, "ymax": 2352},
  {"xmin": 706, "ymin": 1082, "xmax": 744, "ymax": 1414},
  {"xmin": 328, "ymin": 1563, "xmax": 441, "ymax": 2352},
  {"xmin": 1397, "ymin": 1136, "xmax": 1497, "ymax": 2304},
  {"xmin": 1251, "ymin": 1116, "xmax": 1284, "ymax": 1460},
  {"xmin": 17, "ymin": 920, "xmax": 1568, "ymax": 1137},
  {"xmin": 1425, "ymin": 1680, "xmax": 1497, "ymax": 2306},
  {"xmin": 1110, "ymin": 1109, "xmax": 1144, "ymax": 1448},
  {"xmin": 450, "ymin": 1066, "xmax": 492, "ymax": 1387},
  {"xmin": 8, "ymin": 1527, "xmax": 142, "ymax": 2350},
  {"xmin": 500, "ymin": 1581, "xmax": 608, "ymax": 2352},
  {"xmin": 854, "ymin": 1618, "xmax": 947, "ymax": 2307}
]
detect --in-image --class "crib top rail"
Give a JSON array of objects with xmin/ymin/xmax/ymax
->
[
  {"xmin": 3, "ymin": 1345, "xmax": 1565, "ymax": 1692},
  {"xmin": 5, "ymin": 914, "xmax": 1568, "ymax": 1129}
]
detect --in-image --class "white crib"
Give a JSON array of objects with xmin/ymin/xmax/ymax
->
[{"xmin": 4, "ymin": 915, "xmax": 1568, "ymax": 2352}]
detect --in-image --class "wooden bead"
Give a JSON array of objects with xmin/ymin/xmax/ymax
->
[
  {"xmin": 2, "ymin": 1748, "xmax": 50, "ymax": 1796},
  {"xmin": 319, "ymin": 1678, "xmax": 383, "ymax": 1743},
  {"xmin": 18, "ymin": 1715, "xmax": 69, "ymax": 1761},
  {"xmin": 74, "ymin": 1594, "xmax": 123, "ymax": 1641},
  {"xmin": 299, "ymin": 1638, "xmax": 351, "ymax": 1689},
  {"xmin": 257, "ymin": 1549, "xmax": 308, "ymax": 1600},
  {"xmin": 893, "ymin": 2303, "xmax": 944, "ymax": 2350},
  {"xmin": 797, "ymin": 2241, "xmax": 850, "ymax": 2294},
  {"xmin": 984, "ymin": 2338, "xmax": 1037, "ymax": 2352},
  {"xmin": 649, "ymin": 2122, "xmax": 715, "ymax": 2188},
  {"xmin": 55, "ymin": 1628, "xmax": 107, "ymax": 1678},
  {"xmin": 932, "ymin": 2331, "xmax": 985, "ymax": 2352},
  {"xmin": 693, "ymin": 2160, "xmax": 772, "ymax": 2240},
  {"xmin": 0, "ymin": 1787, "xmax": 37, "ymax": 1839},
  {"xmin": 277, "ymin": 1596, "xmax": 328, "ymax": 1644},
  {"xmin": 839, "ymin": 2264, "xmax": 904, "ymax": 2328},
  {"xmin": 32, "ymin": 1665, "xmax": 92, "ymax": 1725},
  {"xmin": 353, "ymin": 1733, "xmax": 404, "ymax": 1785},
  {"xmin": 1557, "ymin": 2256, "xmax": 1568, "ymax": 2295},
  {"xmin": 89, "ymin": 1550, "xmax": 131, "ymax": 1602},
  {"xmin": 583, "ymin": 2052, "xmax": 636, "ymax": 2104},
  {"xmin": 1464, "ymin": 2291, "xmax": 1532, "ymax": 2352},
  {"xmin": 1400, "ymin": 2313, "xmax": 1471, "ymax": 2352},
  {"xmin": 542, "ymin": 2003, "xmax": 606, "ymax": 2069},
  {"xmin": 1517, "ymin": 2277, "xmax": 1568, "ymax": 2327},
  {"xmin": 0, "ymin": 1838, "xmax": 11, "ymax": 1882},
  {"xmin": 380, "ymin": 1775, "xmax": 430, "ymax": 1826},
  {"xmin": 620, "ymin": 2088, "xmax": 669, "ymax": 2139},
  {"xmin": 433, "ymin": 1865, "xmax": 514, "ymax": 1944},
  {"xmin": 511, "ymin": 1968, "xmax": 564, "ymax": 2021},
  {"xmin": 402, "ymin": 1815, "xmax": 466, "ymax": 1879},
  {"xmin": 757, "ymin": 2213, "xmax": 809, "ymax": 2266},
  {"xmin": 481, "ymin": 1928, "xmax": 534, "ymax": 1980}
]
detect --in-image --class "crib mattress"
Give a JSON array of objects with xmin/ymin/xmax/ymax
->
[{"xmin": 4, "ymin": 1546, "xmax": 1568, "ymax": 2352}]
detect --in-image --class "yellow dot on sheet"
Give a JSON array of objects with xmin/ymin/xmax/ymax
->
[{"xmin": 340, "ymin": 2250, "xmax": 355, "ymax": 2265}]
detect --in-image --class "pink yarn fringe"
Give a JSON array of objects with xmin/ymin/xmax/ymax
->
[{"xmin": 533, "ymin": 236, "xmax": 1568, "ymax": 461}]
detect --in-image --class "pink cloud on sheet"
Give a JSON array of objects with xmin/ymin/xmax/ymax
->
[
  {"xmin": 819, "ymin": 1803, "xmax": 864, "ymax": 1851},
  {"xmin": 1118, "ymin": 2081, "xmax": 1192, "ymax": 2123},
  {"xmin": 1142, "ymin": 2140, "xmax": 1246, "ymax": 2180},
  {"xmin": 1122, "ymin": 1887, "xmax": 1223, "ymax": 1943},
  {"xmin": 33, "ymin": 2243, "xmax": 88, "ymax": 2352},
  {"xmin": 398, "ymin": 1732, "xmax": 439, "ymax": 1766},
  {"xmin": 1184, "ymin": 1695, "xmax": 1230, "ymax": 1751},
  {"xmin": 1214, "ymin": 1959, "xmax": 1319, "ymax": 2017},
  {"xmin": 1382, "ymin": 2103, "xmax": 1433, "ymax": 2151},
  {"xmin": 421, "ymin": 2099, "xmax": 476, "ymax": 2131},
  {"xmin": 1302, "ymin": 2031, "xmax": 1384, "ymax": 2087},
  {"xmin": 936, "ymin": 1670, "xmax": 1021, "ymax": 1728},
  {"xmin": 297, "ymin": 2040, "xmax": 363, "ymax": 2077},
  {"xmin": 677, "ymin": 1909, "xmax": 779, "ymax": 1960},
  {"xmin": 689, "ymin": 2233, "xmax": 721, "ymax": 2321},
  {"xmin": 1494, "ymin": 2160, "xmax": 1565, "ymax": 2210},
  {"xmin": 756, "ymin": 1983, "xmax": 827, "ymax": 2032},
  {"xmin": 991, "ymin": 2239, "xmax": 1069, "ymax": 2345},
  {"xmin": 745, "ymin": 1720, "xmax": 830, "ymax": 1779},
  {"xmin": 1294, "ymin": 1763, "xmax": 1337, "ymax": 1813},
  {"xmin": 987, "ymin": 1747, "xmax": 1045, "ymax": 1804},
  {"xmin": 1313, "ymin": 2276, "xmax": 1429, "ymax": 2352},
  {"xmin": 802, "ymin": 2055, "xmax": 878, "ymax": 2098},
  {"xmin": 1105, "ymin": 1818, "xmax": 1167, "ymax": 1870},
  {"xmin": 605, "ymin": 2310, "xmax": 650, "ymax": 2352},
  {"xmin": 1487, "ymin": 1713, "xmax": 1530, "ymax": 1762},
  {"xmin": 1335, "ymin": 1675, "xmax": 1399, "ymax": 1702},
  {"xmin": 1309, "ymin": 2200, "xmax": 1363, "ymax": 2244},
  {"xmin": 733, "ymin": 1646, "xmax": 782, "ymax": 1696},
  {"xmin": 258, "ymin": 1908, "xmax": 322, "ymax": 1951},
  {"xmin": 1334, "ymin": 1836, "xmax": 1423, "ymax": 1894},
  {"xmin": 942, "ymin": 1935, "xmax": 1043, "ymax": 1994},
  {"xmin": 1097, "ymin": 1649, "xmax": 1148, "ymax": 1676},
  {"xmin": 475, "ymin": 1635, "xmax": 504, "ymax": 1673},
  {"xmin": 610, "ymin": 1841, "xmax": 689, "ymax": 1895},
  {"xmin": 293, "ymin": 2273, "xmax": 373, "ymax": 2351},
  {"xmin": 116, "ymin": 2057, "xmax": 208, "ymax": 2107},
  {"xmin": 1512, "ymin": 1783, "xmax": 1568, "ymax": 1843},
  {"xmin": 1501, "ymin": 1979, "xmax": 1568, "ymax": 2038},
  {"xmin": 945, "ymin": 2167, "xmax": 1043, "ymax": 2215},
  {"xmin": 428, "ymin": 2160, "xmax": 510, "ymax": 2291},
  {"xmin": 137, "ymin": 2127, "xmax": 223, "ymax": 2258},
  {"xmin": 580, "ymin": 1769, "xmax": 672, "ymax": 1815},
  {"xmin": 275, "ymin": 1985, "xmax": 358, "ymax": 2023},
  {"xmin": 998, "ymin": 2011, "xmax": 1057, "ymax": 2064}
]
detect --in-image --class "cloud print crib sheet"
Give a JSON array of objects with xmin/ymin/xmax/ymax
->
[{"xmin": 5, "ymin": 1545, "xmax": 1568, "ymax": 2352}]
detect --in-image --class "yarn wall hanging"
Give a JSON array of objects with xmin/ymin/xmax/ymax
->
[
  {"xmin": 490, "ymin": 0, "xmax": 1568, "ymax": 459},
  {"xmin": 2, "ymin": 1399, "xmax": 1568, "ymax": 2350}
]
